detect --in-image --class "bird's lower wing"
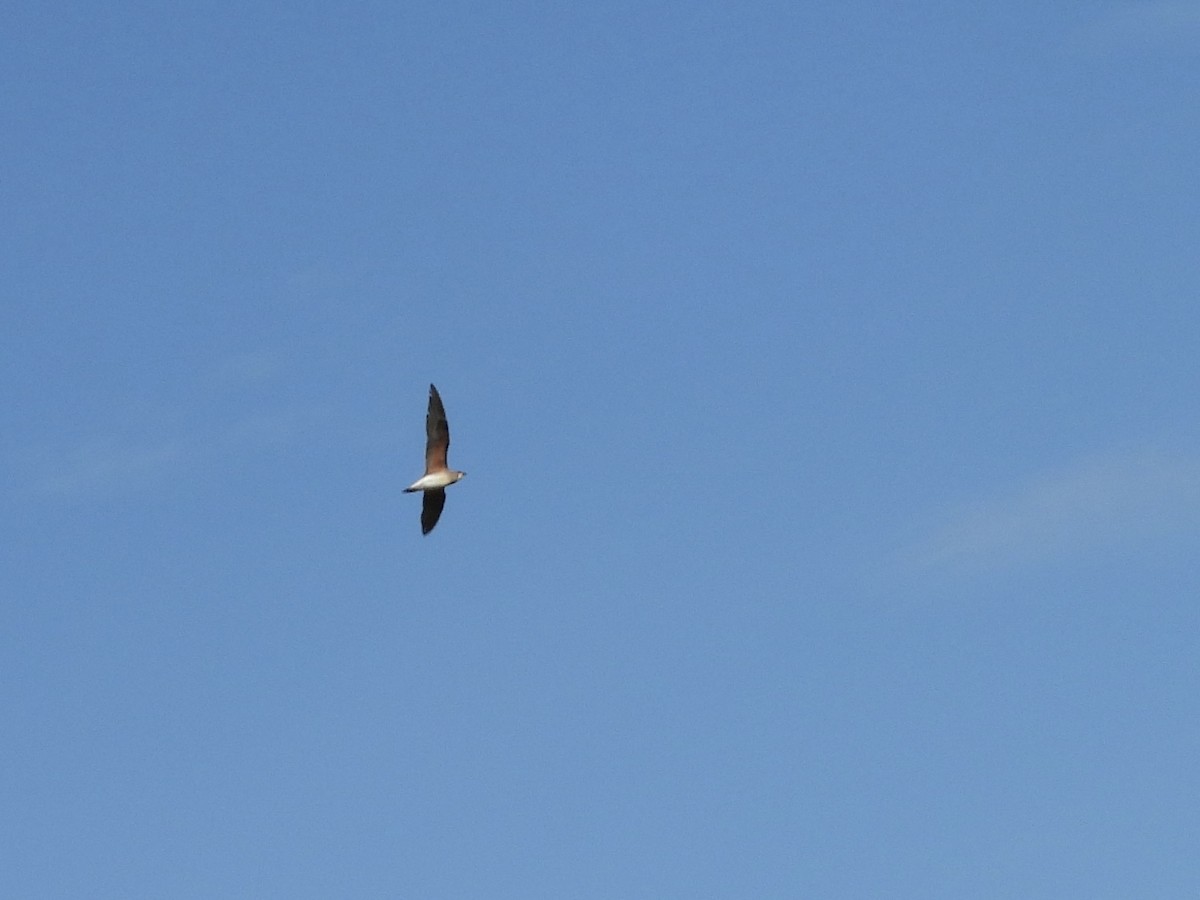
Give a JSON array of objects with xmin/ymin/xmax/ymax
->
[{"xmin": 421, "ymin": 489, "xmax": 447, "ymax": 535}]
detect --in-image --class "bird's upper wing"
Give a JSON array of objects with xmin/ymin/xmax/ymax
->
[
  {"xmin": 421, "ymin": 488, "xmax": 447, "ymax": 534},
  {"xmin": 425, "ymin": 383, "xmax": 450, "ymax": 473}
]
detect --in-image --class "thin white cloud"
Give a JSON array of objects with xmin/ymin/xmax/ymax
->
[
  {"xmin": 212, "ymin": 409, "xmax": 306, "ymax": 455},
  {"xmin": 36, "ymin": 436, "xmax": 190, "ymax": 498},
  {"xmin": 210, "ymin": 349, "xmax": 283, "ymax": 385},
  {"xmin": 29, "ymin": 410, "xmax": 306, "ymax": 501},
  {"xmin": 902, "ymin": 447, "xmax": 1200, "ymax": 574},
  {"xmin": 1068, "ymin": 2, "xmax": 1200, "ymax": 56},
  {"xmin": 22, "ymin": 349, "xmax": 308, "ymax": 501}
]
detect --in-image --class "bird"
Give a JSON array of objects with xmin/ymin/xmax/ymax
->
[{"xmin": 403, "ymin": 383, "xmax": 466, "ymax": 534}]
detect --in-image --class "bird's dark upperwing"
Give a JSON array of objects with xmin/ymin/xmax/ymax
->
[
  {"xmin": 425, "ymin": 383, "xmax": 450, "ymax": 474},
  {"xmin": 421, "ymin": 488, "xmax": 447, "ymax": 535}
]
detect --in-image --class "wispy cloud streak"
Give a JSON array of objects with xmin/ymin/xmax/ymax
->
[
  {"xmin": 26, "ymin": 411, "xmax": 306, "ymax": 501},
  {"xmin": 903, "ymin": 448, "xmax": 1200, "ymax": 574},
  {"xmin": 1068, "ymin": 2, "xmax": 1200, "ymax": 56},
  {"xmin": 18, "ymin": 349, "xmax": 306, "ymax": 501},
  {"xmin": 209, "ymin": 349, "xmax": 283, "ymax": 385},
  {"xmin": 36, "ymin": 436, "xmax": 190, "ymax": 498}
]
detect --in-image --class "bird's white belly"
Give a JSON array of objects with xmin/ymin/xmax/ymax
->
[{"xmin": 407, "ymin": 472, "xmax": 456, "ymax": 491}]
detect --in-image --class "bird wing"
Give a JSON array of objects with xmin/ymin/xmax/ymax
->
[
  {"xmin": 424, "ymin": 383, "xmax": 451, "ymax": 474},
  {"xmin": 421, "ymin": 488, "xmax": 447, "ymax": 535}
]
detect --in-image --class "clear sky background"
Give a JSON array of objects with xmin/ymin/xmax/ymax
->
[{"xmin": 4, "ymin": 3, "xmax": 1200, "ymax": 897}]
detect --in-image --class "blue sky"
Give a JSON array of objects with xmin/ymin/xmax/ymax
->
[{"xmin": 4, "ymin": 3, "xmax": 1200, "ymax": 897}]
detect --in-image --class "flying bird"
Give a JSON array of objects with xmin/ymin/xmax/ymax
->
[{"xmin": 403, "ymin": 383, "xmax": 466, "ymax": 534}]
